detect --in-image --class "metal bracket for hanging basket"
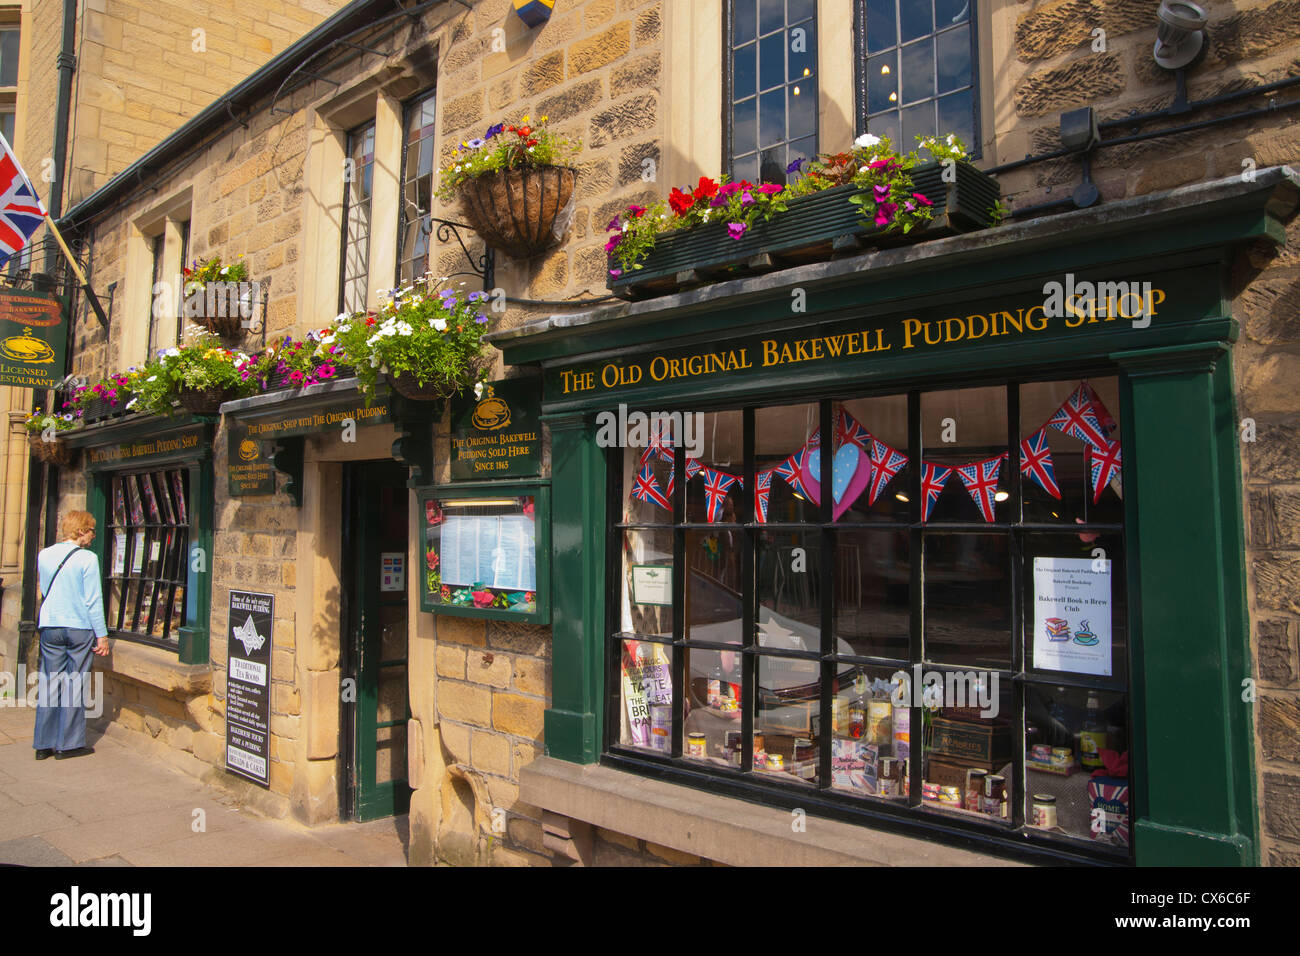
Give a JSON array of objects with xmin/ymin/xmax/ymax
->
[{"xmin": 456, "ymin": 166, "xmax": 578, "ymax": 261}]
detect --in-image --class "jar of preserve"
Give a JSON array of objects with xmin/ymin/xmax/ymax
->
[
  {"xmin": 983, "ymin": 774, "xmax": 1007, "ymax": 817},
  {"xmin": 686, "ymin": 732, "xmax": 707, "ymax": 759},
  {"xmin": 965, "ymin": 770, "xmax": 987, "ymax": 812},
  {"xmin": 1031, "ymin": 793, "xmax": 1058, "ymax": 829}
]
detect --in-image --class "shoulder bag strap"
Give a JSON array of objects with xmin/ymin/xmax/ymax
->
[{"xmin": 41, "ymin": 546, "xmax": 83, "ymax": 604}]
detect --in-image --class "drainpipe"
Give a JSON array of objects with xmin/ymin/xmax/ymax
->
[{"xmin": 18, "ymin": 0, "xmax": 79, "ymax": 666}]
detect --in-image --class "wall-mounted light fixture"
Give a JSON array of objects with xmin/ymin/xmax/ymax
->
[{"xmin": 1153, "ymin": 0, "xmax": 1208, "ymax": 71}]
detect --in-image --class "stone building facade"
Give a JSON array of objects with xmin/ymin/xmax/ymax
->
[{"xmin": 8, "ymin": 0, "xmax": 1298, "ymax": 866}]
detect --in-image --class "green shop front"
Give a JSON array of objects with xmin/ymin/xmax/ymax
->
[{"xmin": 494, "ymin": 169, "xmax": 1298, "ymax": 866}]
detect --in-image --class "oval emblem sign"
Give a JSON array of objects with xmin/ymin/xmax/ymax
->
[{"xmin": 472, "ymin": 385, "xmax": 511, "ymax": 431}]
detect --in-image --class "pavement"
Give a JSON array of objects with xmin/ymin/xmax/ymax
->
[{"xmin": 0, "ymin": 705, "xmax": 410, "ymax": 867}]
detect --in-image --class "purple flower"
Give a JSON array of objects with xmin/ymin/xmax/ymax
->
[
  {"xmin": 609, "ymin": 268, "xmax": 623, "ymax": 278},
  {"xmin": 475, "ymin": 313, "xmax": 489, "ymax": 324},
  {"xmin": 485, "ymin": 123, "xmax": 505, "ymax": 139},
  {"xmin": 874, "ymin": 202, "xmax": 897, "ymax": 227},
  {"xmin": 786, "ymin": 157, "xmax": 805, "ymax": 174},
  {"xmin": 727, "ymin": 222, "xmax": 748, "ymax": 240},
  {"xmin": 604, "ymin": 233, "xmax": 622, "ymax": 252},
  {"xmin": 466, "ymin": 137, "xmax": 486, "ymax": 149},
  {"xmin": 873, "ymin": 184, "xmax": 891, "ymax": 204},
  {"xmin": 468, "ymin": 290, "xmax": 488, "ymax": 302},
  {"xmin": 740, "ymin": 190, "xmax": 754, "ymax": 206},
  {"xmin": 606, "ymin": 216, "xmax": 620, "ymax": 231}
]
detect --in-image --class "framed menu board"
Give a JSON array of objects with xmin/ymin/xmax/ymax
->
[{"xmin": 418, "ymin": 482, "xmax": 550, "ymax": 623}]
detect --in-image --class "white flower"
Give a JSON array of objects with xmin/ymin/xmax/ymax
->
[
  {"xmin": 433, "ymin": 318, "xmax": 447, "ymax": 331},
  {"xmin": 474, "ymin": 382, "xmax": 484, "ymax": 399},
  {"xmin": 855, "ymin": 133, "xmax": 881, "ymax": 149},
  {"xmin": 622, "ymin": 222, "xmax": 629, "ymax": 232},
  {"xmin": 859, "ymin": 165, "xmax": 869, "ymax": 173},
  {"xmin": 163, "ymin": 347, "xmax": 180, "ymax": 357},
  {"xmin": 335, "ymin": 312, "xmax": 349, "ymax": 323},
  {"xmin": 947, "ymin": 134, "xmax": 955, "ymax": 145},
  {"xmin": 126, "ymin": 398, "xmax": 138, "ymax": 410},
  {"xmin": 147, "ymin": 375, "xmax": 157, "ymax": 382},
  {"xmin": 220, "ymin": 266, "xmax": 229, "ymax": 275}
]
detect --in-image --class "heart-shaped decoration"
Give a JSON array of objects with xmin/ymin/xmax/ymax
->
[
  {"xmin": 801, "ymin": 443, "xmax": 873, "ymax": 519},
  {"xmin": 801, "ymin": 448, "xmax": 822, "ymax": 506},
  {"xmin": 834, "ymin": 445, "xmax": 873, "ymax": 520}
]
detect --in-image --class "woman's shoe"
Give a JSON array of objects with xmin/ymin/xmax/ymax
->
[
  {"xmin": 54, "ymin": 747, "xmax": 94, "ymax": 759},
  {"xmin": 34, "ymin": 748, "xmax": 53, "ymax": 760}
]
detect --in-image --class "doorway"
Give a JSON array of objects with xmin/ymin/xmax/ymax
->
[{"xmin": 341, "ymin": 460, "xmax": 411, "ymax": 821}]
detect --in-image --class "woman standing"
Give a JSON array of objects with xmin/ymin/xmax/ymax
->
[{"xmin": 34, "ymin": 510, "xmax": 110, "ymax": 759}]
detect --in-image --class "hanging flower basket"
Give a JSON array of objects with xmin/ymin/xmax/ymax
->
[
  {"xmin": 191, "ymin": 311, "xmax": 248, "ymax": 338},
  {"xmin": 177, "ymin": 385, "xmax": 237, "ymax": 415},
  {"xmin": 27, "ymin": 434, "xmax": 77, "ymax": 467},
  {"xmin": 386, "ymin": 370, "xmax": 463, "ymax": 403},
  {"xmin": 457, "ymin": 166, "xmax": 578, "ymax": 259}
]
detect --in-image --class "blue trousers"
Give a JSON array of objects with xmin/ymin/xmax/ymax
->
[{"xmin": 33, "ymin": 627, "xmax": 96, "ymax": 752}]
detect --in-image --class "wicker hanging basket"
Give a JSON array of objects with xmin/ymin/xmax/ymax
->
[
  {"xmin": 386, "ymin": 371, "xmax": 461, "ymax": 403},
  {"xmin": 177, "ymin": 385, "xmax": 237, "ymax": 415},
  {"xmin": 27, "ymin": 434, "xmax": 77, "ymax": 467},
  {"xmin": 457, "ymin": 166, "xmax": 578, "ymax": 259}
]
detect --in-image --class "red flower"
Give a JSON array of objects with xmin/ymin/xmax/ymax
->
[
  {"xmin": 366, "ymin": 317, "xmax": 376, "ymax": 326},
  {"xmin": 669, "ymin": 187, "xmax": 694, "ymax": 215},
  {"xmin": 517, "ymin": 125, "xmax": 532, "ymax": 137},
  {"xmin": 626, "ymin": 204, "xmax": 646, "ymax": 218},
  {"xmin": 694, "ymin": 176, "xmax": 719, "ymax": 201},
  {"xmin": 525, "ymin": 139, "xmax": 538, "ymax": 148}
]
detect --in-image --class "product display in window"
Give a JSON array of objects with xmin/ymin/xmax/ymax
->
[{"xmin": 105, "ymin": 467, "xmax": 190, "ymax": 643}]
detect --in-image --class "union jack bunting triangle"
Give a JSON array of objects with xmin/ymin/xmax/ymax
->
[
  {"xmin": 630, "ymin": 463, "xmax": 670, "ymax": 510},
  {"xmin": 956, "ymin": 453, "xmax": 1007, "ymax": 522},
  {"xmin": 1046, "ymin": 384, "xmax": 1109, "ymax": 452},
  {"xmin": 754, "ymin": 468, "xmax": 774, "ymax": 523},
  {"xmin": 664, "ymin": 456, "xmax": 702, "ymax": 497},
  {"xmin": 774, "ymin": 447, "xmax": 813, "ymax": 499},
  {"xmin": 1081, "ymin": 381, "xmax": 1118, "ymax": 436},
  {"xmin": 920, "ymin": 462, "xmax": 952, "ymax": 522},
  {"xmin": 1087, "ymin": 438, "xmax": 1123, "ymax": 504},
  {"xmin": 867, "ymin": 438, "xmax": 909, "ymax": 505},
  {"xmin": 700, "ymin": 468, "xmax": 739, "ymax": 522},
  {"xmin": 1020, "ymin": 427, "xmax": 1062, "ymax": 499},
  {"xmin": 835, "ymin": 407, "xmax": 873, "ymax": 453},
  {"xmin": 639, "ymin": 424, "xmax": 676, "ymax": 466}
]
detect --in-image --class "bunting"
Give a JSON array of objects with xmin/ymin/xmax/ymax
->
[
  {"xmin": 1047, "ymin": 384, "xmax": 1109, "ymax": 452},
  {"xmin": 866, "ymin": 438, "xmax": 909, "ymax": 506},
  {"xmin": 920, "ymin": 462, "xmax": 952, "ymax": 521},
  {"xmin": 664, "ymin": 456, "xmax": 702, "ymax": 497},
  {"xmin": 631, "ymin": 463, "xmax": 670, "ymax": 509},
  {"xmin": 774, "ymin": 447, "xmax": 815, "ymax": 499},
  {"xmin": 700, "ymin": 468, "xmax": 739, "ymax": 522},
  {"xmin": 1020, "ymin": 428, "xmax": 1062, "ymax": 499},
  {"xmin": 956, "ymin": 453, "xmax": 1008, "ymax": 522},
  {"xmin": 754, "ymin": 468, "xmax": 773, "ymax": 523},
  {"xmin": 1087, "ymin": 439, "xmax": 1123, "ymax": 504}
]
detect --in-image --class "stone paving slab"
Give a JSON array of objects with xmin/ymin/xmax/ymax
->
[{"xmin": 0, "ymin": 708, "xmax": 409, "ymax": 867}]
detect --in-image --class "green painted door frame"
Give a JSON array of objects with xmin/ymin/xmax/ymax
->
[{"xmin": 503, "ymin": 171, "xmax": 1300, "ymax": 866}]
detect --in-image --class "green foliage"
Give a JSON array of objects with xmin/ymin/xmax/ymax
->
[
  {"xmin": 184, "ymin": 255, "xmax": 249, "ymax": 288},
  {"xmin": 127, "ymin": 333, "xmax": 255, "ymax": 416},
  {"xmin": 330, "ymin": 278, "xmax": 495, "ymax": 401},
  {"xmin": 23, "ymin": 410, "xmax": 79, "ymax": 435}
]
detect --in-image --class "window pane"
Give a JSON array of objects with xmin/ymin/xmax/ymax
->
[
  {"xmin": 937, "ymin": 89, "xmax": 975, "ymax": 146},
  {"xmin": 757, "ymin": 401, "xmax": 820, "ymax": 523},
  {"xmin": 924, "ymin": 533, "xmax": 1011, "ymax": 668},
  {"xmin": 685, "ymin": 410, "xmax": 744, "ymax": 522},
  {"xmin": 685, "ymin": 647, "xmax": 742, "ymax": 764},
  {"xmin": 837, "ymin": 394, "xmax": 910, "ymax": 523},
  {"xmin": 733, "ymin": 97, "xmax": 758, "ymax": 158},
  {"xmin": 900, "ymin": 0, "xmax": 933, "ymax": 42},
  {"xmin": 1019, "ymin": 378, "xmax": 1124, "ymax": 525},
  {"xmin": 788, "ymin": 78, "xmax": 816, "ymax": 142},
  {"xmin": 756, "ymin": 654, "xmax": 820, "ymax": 784},
  {"xmin": 734, "ymin": 41, "xmax": 757, "ymax": 101},
  {"xmin": 936, "ymin": 22, "xmax": 972, "ymax": 93},
  {"xmin": 922, "ymin": 676, "xmax": 1013, "ymax": 821},
  {"xmin": 1025, "ymin": 686, "xmax": 1129, "ymax": 845},
  {"xmin": 758, "ymin": 0, "xmax": 785, "ymax": 36},
  {"xmin": 0, "ymin": 31, "xmax": 17, "ymax": 88},
  {"xmin": 757, "ymin": 529, "xmax": 821, "ymax": 639},
  {"xmin": 789, "ymin": 19, "xmax": 816, "ymax": 80},
  {"xmin": 866, "ymin": 0, "xmax": 897, "ymax": 54},
  {"xmin": 866, "ymin": 53, "xmax": 898, "ymax": 115},
  {"xmin": 835, "ymin": 530, "xmax": 909, "ymax": 659},
  {"xmin": 789, "ymin": 0, "xmax": 816, "ymax": 22},
  {"xmin": 620, "ymin": 639, "xmax": 673, "ymax": 752},
  {"xmin": 869, "ymin": 110, "xmax": 901, "ymax": 145},
  {"xmin": 922, "ymin": 385, "xmax": 1010, "ymax": 524},
  {"xmin": 759, "ymin": 30, "xmax": 785, "ymax": 91},
  {"xmin": 619, "ymin": 527, "xmax": 674, "ymax": 637},
  {"xmin": 732, "ymin": 152, "xmax": 760, "ymax": 185},
  {"xmin": 831, "ymin": 664, "xmax": 910, "ymax": 800},
  {"xmin": 900, "ymin": 38, "xmax": 935, "ymax": 104},
  {"xmin": 734, "ymin": 0, "xmax": 758, "ymax": 44},
  {"xmin": 686, "ymin": 530, "xmax": 742, "ymax": 644},
  {"xmin": 759, "ymin": 87, "xmax": 786, "ymax": 148},
  {"xmin": 1023, "ymin": 532, "xmax": 1128, "ymax": 683},
  {"xmin": 936, "ymin": 0, "xmax": 970, "ymax": 25}
]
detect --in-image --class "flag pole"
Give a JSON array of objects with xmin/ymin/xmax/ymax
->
[{"xmin": 42, "ymin": 213, "xmax": 109, "ymax": 328}]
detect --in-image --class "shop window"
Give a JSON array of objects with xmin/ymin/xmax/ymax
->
[
  {"xmin": 397, "ymin": 91, "xmax": 436, "ymax": 286},
  {"xmin": 859, "ymin": 0, "xmax": 979, "ymax": 155},
  {"xmin": 340, "ymin": 120, "xmax": 375, "ymax": 313},
  {"xmin": 609, "ymin": 377, "xmax": 1130, "ymax": 859},
  {"xmin": 726, "ymin": 0, "xmax": 818, "ymax": 185},
  {"xmin": 104, "ymin": 469, "xmax": 191, "ymax": 645}
]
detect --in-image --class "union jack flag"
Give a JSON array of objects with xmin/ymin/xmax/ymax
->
[
  {"xmin": 867, "ymin": 438, "xmax": 908, "ymax": 505},
  {"xmin": 700, "ymin": 468, "xmax": 739, "ymax": 522},
  {"xmin": 774, "ymin": 448, "xmax": 813, "ymax": 499},
  {"xmin": 664, "ymin": 456, "xmax": 701, "ymax": 497},
  {"xmin": 920, "ymin": 462, "xmax": 952, "ymax": 522},
  {"xmin": 1046, "ymin": 385, "xmax": 1108, "ymax": 452},
  {"xmin": 835, "ymin": 407, "xmax": 873, "ymax": 453},
  {"xmin": 0, "ymin": 135, "xmax": 48, "ymax": 267},
  {"xmin": 1087, "ymin": 438, "xmax": 1123, "ymax": 504},
  {"xmin": 1082, "ymin": 381, "xmax": 1118, "ymax": 436},
  {"xmin": 1020, "ymin": 428, "xmax": 1061, "ymax": 500},
  {"xmin": 754, "ymin": 468, "xmax": 774, "ymax": 523},
  {"xmin": 630, "ymin": 463, "xmax": 670, "ymax": 510},
  {"xmin": 639, "ymin": 423, "xmax": 676, "ymax": 466},
  {"xmin": 956, "ymin": 453, "xmax": 1007, "ymax": 522}
]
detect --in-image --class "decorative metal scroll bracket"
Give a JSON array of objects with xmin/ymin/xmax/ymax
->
[
  {"xmin": 427, "ymin": 218, "xmax": 495, "ymax": 292},
  {"xmin": 391, "ymin": 402, "xmax": 434, "ymax": 487},
  {"xmin": 268, "ymin": 435, "xmax": 305, "ymax": 508}
]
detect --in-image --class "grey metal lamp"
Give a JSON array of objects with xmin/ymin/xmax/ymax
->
[{"xmin": 1153, "ymin": 0, "xmax": 1208, "ymax": 71}]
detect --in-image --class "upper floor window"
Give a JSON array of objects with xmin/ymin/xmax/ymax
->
[
  {"xmin": 397, "ymin": 91, "xmax": 436, "ymax": 286},
  {"xmin": 340, "ymin": 121, "xmax": 375, "ymax": 313},
  {"xmin": 0, "ymin": 27, "xmax": 17, "ymax": 88},
  {"xmin": 726, "ymin": 0, "xmax": 817, "ymax": 185},
  {"xmin": 860, "ymin": 0, "xmax": 978, "ymax": 155}
]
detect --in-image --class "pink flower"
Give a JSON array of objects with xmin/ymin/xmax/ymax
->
[
  {"xmin": 289, "ymin": 371, "xmax": 304, "ymax": 385},
  {"xmin": 609, "ymin": 268, "xmax": 623, "ymax": 277},
  {"xmin": 758, "ymin": 183, "xmax": 783, "ymax": 195},
  {"xmin": 472, "ymin": 589, "xmax": 494, "ymax": 608},
  {"xmin": 604, "ymin": 233, "xmax": 622, "ymax": 253},
  {"xmin": 727, "ymin": 222, "xmax": 748, "ymax": 240},
  {"xmin": 316, "ymin": 363, "xmax": 336, "ymax": 378},
  {"xmin": 874, "ymin": 202, "xmax": 897, "ymax": 227},
  {"xmin": 740, "ymin": 190, "xmax": 754, "ymax": 206},
  {"xmin": 911, "ymin": 192, "xmax": 932, "ymax": 206},
  {"xmin": 873, "ymin": 184, "xmax": 891, "ymax": 203},
  {"xmin": 869, "ymin": 158, "xmax": 896, "ymax": 171}
]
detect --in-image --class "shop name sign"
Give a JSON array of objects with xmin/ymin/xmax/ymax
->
[
  {"xmin": 551, "ymin": 272, "xmax": 1195, "ymax": 398},
  {"xmin": 242, "ymin": 400, "xmax": 391, "ymax": 439},
  {"xmin": 0, "ymin": 289, "xmax": 67, "ymax": 390},
  {"xmin": 449, "ymin": 378, "xmax": 542, "ymax": 479},
  {"xmin": 86, "ymin": 427, "xmax": 203, "ymax": 465}
]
